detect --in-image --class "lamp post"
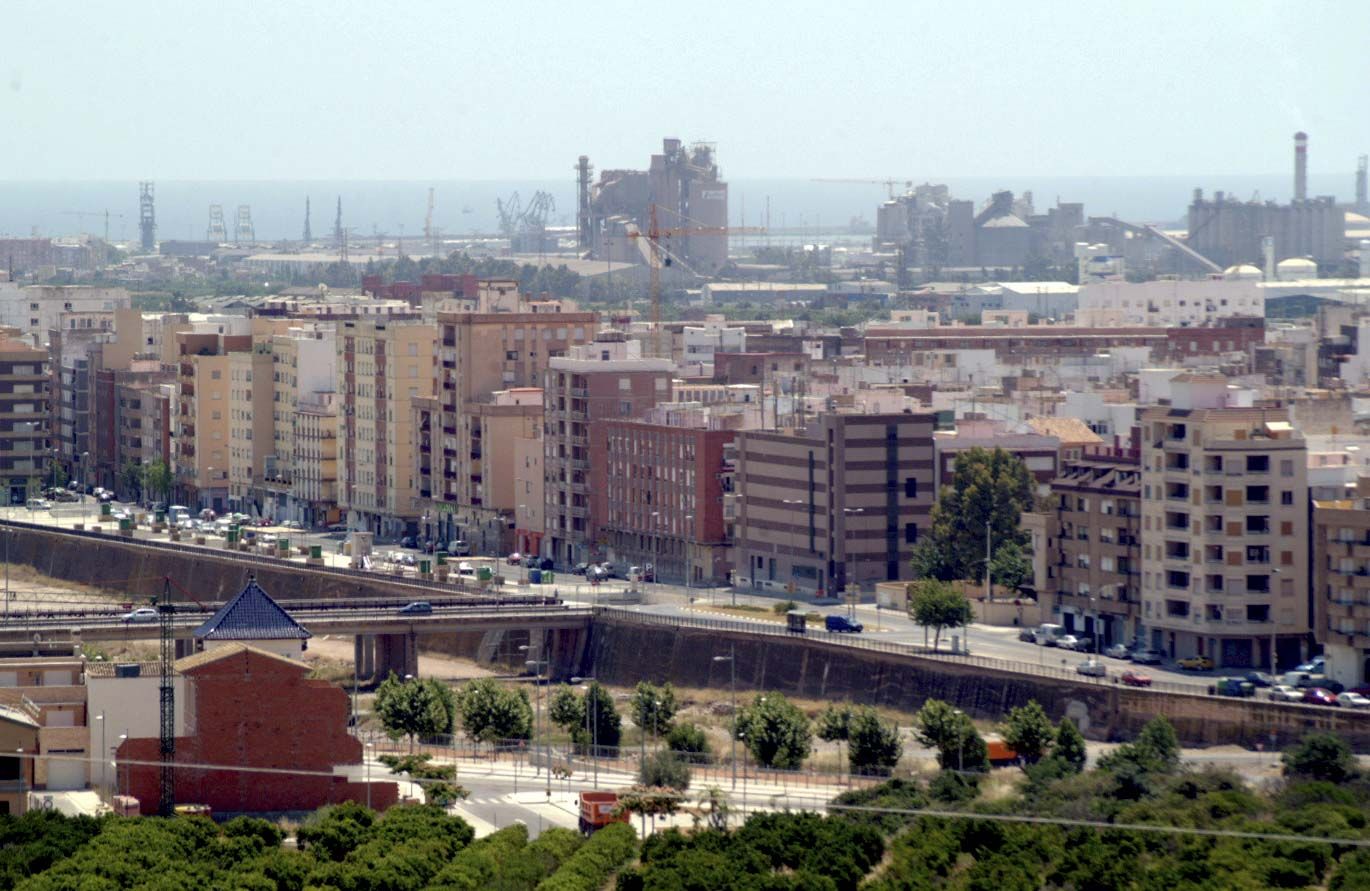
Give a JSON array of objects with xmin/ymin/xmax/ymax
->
[
  {"xmin": 572, "ymin": 677, "xmax": 597, "ymax": 789},
  {"xmin": 713, "ymin": 645, "xmax": 737, "ymax": 788},
  {"xmin": 518, "ymin": 642, "xmax": 551, "ymax": 796},
  {"xmin": 95, "ymin": 711, "xmax": 106, "ymax": 798}
]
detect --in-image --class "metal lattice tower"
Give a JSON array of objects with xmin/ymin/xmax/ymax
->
[
  {"xmin": 156, "ymin": 579, "xmax": 175, "ymax": 816},
  {"xmin": 138, "ymin": 182, "xmax": 156, "ymax": 252},
  {"xmin": 303, "ymin": 196, "xmax": 312, "ymax": 243},
  {"xmin": 206, "ymin": 205, "xmax": 228, "ymax": 243},
  {"xmin": 334, "ymin": 196, "xmax": 343, "ymax": 247},
  {"xmin": 235, "ymin": 205, "xmax": 255, "ymax": 244}
]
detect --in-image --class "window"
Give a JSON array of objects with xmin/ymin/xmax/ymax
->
[
  {"xmin": 505, "ymin": 350, "xmax": 518, "ymax": 360},
  {"xmin": 619, "ymin": 377, "xmax": 631, "ymax": 391},
  {"xmin": 1281, "ymin": 490, "xmax": 1294, "ymax": 506},
  {"xmin": 904, "ymin": 522, "xmax": 918, "ymax": 544},
  {"xmin": 1246, "ymin": 455, "xmax": 1269, "ymax": 473},
  {"xmin": 1246, "ymin": 574, "xmax": 1270, "ymax": 593},
  {"xmin": 211, "ymin": 370, "xmax": 222, "ymax": 380},
  {"xmin": 1280, "ymin": 459, "xmax": 1294, "ymax": 478},
  {"xmin": 1245, "ymin": 515, "xmax": 1270, "ymax": 534},
  {"xmin": 904, "ymin": 477, "xmax": 917, "ymax": 498}
]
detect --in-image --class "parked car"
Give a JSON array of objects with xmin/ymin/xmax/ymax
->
[
  {"xmin": 523, "ymin": 554, "xmax": 541, "ymax": 568},
  {"xmin": 1054, "ymin": 634, "xmax": 1080, "ymax": 651},
  {"xmin": 398, "ymin": 602, "xmax": 433, "ymax": 615},
  {"xmin": 1178, "ymin": 655, "xmax": 1215, "ymax": 671},
  {"xmin": 506, "ymin": 553, "xmax": 523, "ymax": 566},
  {"xmin": 1213, "ymin": 677, "xmax": 1255, "ymax": 698},
  {"xmin": 1295, "ymin": 656, "xmax": 1326, "ymax": 674},
  {"xmin": 1131, "ymin": 649, "xmax": 1164, "ymax": 665},
  {"xmin": 824, "ymin": 615, "xmax": 863, "ymax": 633},
  {"xmin": 1302, "ymin": 687, "xmax": 1339, "ymax": 707},
  {"xmin": 1244, "ymin": 671, "xmax": 1276, "ymax": 688},
  {"xmin": 24, "ymin": 498, "xmax": 50, "ymax": 511},
  {"xmin": 572, "ymin": 562, "xmax": 591, "ymax": 576},
  {"xmin": 456, "ymin": 562, "xmax": 476, "ymax": 577},
  {"xmin": 1076, "ymin": 659, "xmax": 1106, "ymax": 678},
  {"xmin": 1067, "ymin": 635, "xmax": 1096, "ymax": 653},
  {"xmin": 1018, "ymin": 628, "xmax": 1037, "ymax": 643},
  {"xmin": 399, "ymin": 536, "xmax": 416, "ymax": 549},
  {"xmin": 1120, "ymin": 670, "xmax": 1153, "ymax": 687},
  {"xmin": 449, "ymin": 540, "xmax": 472, "ymax": 557},
  {"xmin": 1104, "ymin": 643, "xmax": 1133, "ymax": 660},
  {"xmin": 1268, "ymin": 685, "xmax": 1304, "ymax": 702},
  {"xmin": 1337, "ymin": 692, "xmax": 1370, "ymax": 709},
  {"xmin": 122, "ymin": 607, "xmax": 158, "ymax": 623}
]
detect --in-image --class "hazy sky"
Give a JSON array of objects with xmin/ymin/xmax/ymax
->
[{"xmin": 3, "ymin": 0, "xmax": 1367, "ymax": 181}]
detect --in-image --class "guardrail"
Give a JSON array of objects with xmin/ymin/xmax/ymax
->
[{"xmin": 593, "ymin": 606, "xmax": 1292, "ymax": 702}]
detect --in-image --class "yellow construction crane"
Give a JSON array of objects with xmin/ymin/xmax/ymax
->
[{"xmin": 627, "ymin": 204, "xmax": 765, "ymax": 359}]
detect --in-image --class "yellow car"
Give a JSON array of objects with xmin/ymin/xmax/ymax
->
[{"xmin": 1177, "ymin": 655, "xmax": 1214, "ymax": 671}]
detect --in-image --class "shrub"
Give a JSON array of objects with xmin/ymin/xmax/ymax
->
[
  {"xmin": 664, "ymin": 722, "xmax": 713, "ymax": 764},
  {"xmin": 536, "ymin": 822, "xmax": 637, "ymax": 891},
  {"xmin": 640, "ymin": 750, "xmax": 691, "ymax": 790}
]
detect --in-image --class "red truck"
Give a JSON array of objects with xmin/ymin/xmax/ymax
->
[{"xmin": 578, "ymin": 791, "xmax": 628, "ymax": 835}]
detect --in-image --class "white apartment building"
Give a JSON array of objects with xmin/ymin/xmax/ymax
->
[
  {"xmin": 0, "ymin": 284, "xmax": 130, "ymax": 346},
  {"xmin": 1140, "ymin": 374, "xmax": 1309, "ymax": 670},
  {"xmin": 1076, "ymin": 277, "xmax": 1263, "ymax": 328}
]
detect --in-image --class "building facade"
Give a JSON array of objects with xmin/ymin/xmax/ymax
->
[
  {"xmin": 0, "ymin": 333, "xmax": 49, "ymax": 505},
  {"xmin": 733, "ymin": 412, "xmax": 936, "ymax": 595},
  {"xmin": 1313, "ymin": 479, "xmax": 1370, "ymax": 687},
  {"xmin": 1140, "ymin": 376, "xmax": 1309, "ymax": 669}
]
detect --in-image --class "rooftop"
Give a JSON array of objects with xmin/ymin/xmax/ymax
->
[
  {"xmin": 193, "ymin": 578, "xmax": 312, "ymax": 642},
  {"xmin": 175, "ymin": 642, "xmax": 308, "ymax": 674}
]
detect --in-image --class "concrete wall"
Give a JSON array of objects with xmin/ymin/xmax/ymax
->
[{"xmin": 585, "ymin": 616, "xmax": 1370, "ymax": 750}]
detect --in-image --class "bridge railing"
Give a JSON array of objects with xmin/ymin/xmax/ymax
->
[{"xmin": 593, "ymin": 606, "xmax": 1217, "ymax": 699}]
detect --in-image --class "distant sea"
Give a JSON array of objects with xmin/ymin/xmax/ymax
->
[{"xmin": 0, "ymin": 173, "xmax": 1353, "ymax": 245}]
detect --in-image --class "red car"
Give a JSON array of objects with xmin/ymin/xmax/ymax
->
[
  {"xmin": 1302, "ymin": 687, "xmax": 1338, "ymax": 707},
  {"xmin": 1120, "ymin": 670, "xmax": 1153, "ymax": 687}
]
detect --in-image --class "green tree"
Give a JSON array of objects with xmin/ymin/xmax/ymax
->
[
  {"xmin": 908, "ymin": 579, "xmax": 974, "ymax": 651},
  {"xmin": 989, "ymin": 539, "xmax": 1032, "ymax": 592},
  {"xmin": 374, "ymin": 674, "xmax": 455, "ymax": 749},
  {"xmin": 118, "ymin": 459, "xmax": 143, "ymax": 502},
  {"xmin": 914, "ymin": 699, "xmax": 989, "ymax": 772},
  {"xmin": 917, "ymin": 447, "xmax": 1035, "ymax": 582},
  {"xmin": 630, "ymin": 681, "xmax": 678, "ymax": 739},
  {"xmin": 141, "ymin": 460, "xmax": 172, "ymax": 502},
  {"xmin": 847, "ymin": 707, "xmax": 902, "ymax": 775},
  {"xmin": 1284, "ymin": 732, "xmax": 1358, "ymax": 784},
  {"xmin": 639, "ymin": 749, "xmax": 691, "ymax": 790},
  {"xmin": 664, "ymin": 722, "xmax": 712, "ymax": 764},
  {"xmin": 1052, "ymin": 717, "xmax": 1088, "ymax": 774},
  {"xmin": 575, "ymin": 682, "xmax": 621, "ymax": 753},
  {"xmin": 817, "ymin": 704, "xmax": 852, "ymax": 743},
  {"xmin": 454, "ymin": 678, "xmax": 531, "ymax": 744},
  {"xmin": 1097, "ymin": 716, "xmax": 1181, "ymax": 798},
  {"xmin": 548, "ymin": 685, "xmax": 584, "ymax": 733},
  {"xmin": 1002, "ymin": 700, "xmax": 1055, "ymax": 766},
  {"xmin": 734, "ymin": 693, "xmax": 813, "ymax": 770}
]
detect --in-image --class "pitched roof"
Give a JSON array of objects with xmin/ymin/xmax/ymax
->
[
  {"xmin": 193, "ymin": 578, "xmax": 311, "ymax": 642},
  {"xmin": 175, "ymin": 642, "xmax": 309, "ymax": 674},
  {"xmin": 1023, "ymin": 417, "xmax": 1104, "ymax": 445}
]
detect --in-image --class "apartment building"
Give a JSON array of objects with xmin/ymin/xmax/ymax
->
[
  {"xmin": 227, "ymin": 346, "xmax": 273, "ymax": 515},
  {"xmin": 1049, "ymin": 448, "xmax": 1142, "ymax": 648},
  {"xmin": 424, "ymin": 307, "xmax": 595, "ymax": 546},
  {"xmin": 49, "ymin": 325, "xmax": 113, "ymax": 485},
  {"xmin": 261, "ymin": 324, "xmax": 336, "ymax": 522},
  {"xmin": 175, "ymin": 328, "xmax": 251, "ymax": 511},
  {"xmin": 543, "ymin": 332, "xmax": 674, "ymax": 566},
  {"xmin": 733, "ymin": 411, "xmax": 936, "ymax": 595},
  {"xmin": 0, "ymin": 332, "xmax": 49, "ymax": 505},
  {"xmin": 336, "ymin": 319, "xmax": 434, "ymax": 537},
  {"xmin": 294, "ymin": 393, "xmax": 339, "ymax": 527},
  {"xmin": 1140, "ymin": 374, "xmax": 1309, "ymax": 669},
  {"xmin": 0, "ymin": 284, "xmax": 129, "ymax": 346},
  {"xmin": 1312, "ymin": 477, "xmax": 1370, "ymax": 686},
  {"xmin": 513, "ymin": 427, "xmax": 544, "ymax": 557},
  {"xmin": 591, "ymin": 414, "xmax": 734, "ymax": 584}
]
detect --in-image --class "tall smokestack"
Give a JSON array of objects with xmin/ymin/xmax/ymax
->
[{"xmin": 1294, "ymin": 131, "xmax": 1308, "ymax": 201}]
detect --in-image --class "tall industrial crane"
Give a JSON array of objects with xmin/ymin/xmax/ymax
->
[
  {"xmin": 812, "ymin": 178, "xmax": 915, "ymax": 199},
  {"xmin": 627, "ymin": 204, "xmax": 765, "ymax": 358}
]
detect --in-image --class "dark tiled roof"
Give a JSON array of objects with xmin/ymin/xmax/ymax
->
[{"xmin": 193, "ymin": 579, "xmax": 312, "ymax": 641}]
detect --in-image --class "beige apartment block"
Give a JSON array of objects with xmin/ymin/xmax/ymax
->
[
  {"xmin": 1312, "ymin": 477, "xmax": 1370, "ymax": 688},
  {"xmin": 426, "ymin": 308, "xmax": 595, "ymax": 547},
  {"xmin": 176, "ymin": 332, "xmax": 248, "ymax": 511},
  {"xmin": 1140, "ymin": 374, "xmax": 1309, "ymax": 670},
  {"xmin": 337, "ymin": 319, "xmax": 434, "ymax": 537},
  {"xmin": 0, "ymin": 332, "xmax": 49, "ymax": 505},
  {"xmin": 227, "ymin": 347, "xmax": 274, "ymax": 514},
  {"xmin": 294, "ymin": 393, "xmax": 339, "ymax": 527},
  {"xmin": 262, "ymin": 324, "xmax": 336, "ymax": 523}
]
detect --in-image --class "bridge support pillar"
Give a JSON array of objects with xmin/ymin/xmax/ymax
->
[
  {"xmin": 355, "ymin": 635, "xmax": 377, "ymax": 684},
  {"xmin": 373, "ymin": 633, "xmax": 419, "ymax": 681}
]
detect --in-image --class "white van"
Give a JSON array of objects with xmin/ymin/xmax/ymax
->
[{"xmin": 1035, "ymin": 623, "xmax": 1068, "ymax": 646}]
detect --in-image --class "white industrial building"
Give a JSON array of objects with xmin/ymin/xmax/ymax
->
[{"xmin": 1075, "ymin": 277, "xmax": 1263, "ymax": 327}]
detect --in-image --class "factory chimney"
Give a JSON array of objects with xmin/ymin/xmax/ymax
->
[{"xmin": 1294, "ymin": 132, "xmax": 1308, "ymax": 201}]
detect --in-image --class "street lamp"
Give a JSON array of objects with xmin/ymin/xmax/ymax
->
[
  {"xmin": 572, "ymin": 677, "xmax": 597, "ymax": 789},
  {"xmin": 712, "ymin": 645, "xmax": 737, "ymax": 788},
  {"xmin": 518, "ymin": 642, "xmax": 551, "ymax": 796}
]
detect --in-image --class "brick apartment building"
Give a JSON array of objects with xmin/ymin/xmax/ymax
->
[
  {"xmin": 733, "ymin": 411, "xmax": 936, "ymax": 595},
  {"xmin": 1140, "ymin": 374, "xmax": 1309, "ymax": 669},
  {"xmin": 544, "ymin": 332, "xmax": 673, "ymax": 566},
  {"xmin": 118, "ymin": 644, "xmax": 396, "ymax": 815},
  {"xmin": 1049, "ymin": 447, "xmax": 1142, "ymax": 648},
  {"xmin": 591, "ymin": 414, "xmax": 734, "ymax": 584}
]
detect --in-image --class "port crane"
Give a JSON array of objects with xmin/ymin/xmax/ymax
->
[{"xmin": 811, "ymin": 178, "xmax": 915, "ymax": 199}]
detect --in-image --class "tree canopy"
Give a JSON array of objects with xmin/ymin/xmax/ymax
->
[
  {"xmin": 454, "ymin": 678, "xmax": 531, "ymax": 744},
  {"xmin": 912, "ymin": 447, "xmax": 1035, "ymax": 584},
  {"xmin": 375, "ymin": 674, "xmax": 456, "ymax": 747},
  {"xmin": 907, "ymin": 580, "xmax": 974, "ymax": 651},
  {"xmin": 734, "ymin": 693, "xmax": 813, "ymax": 770}
]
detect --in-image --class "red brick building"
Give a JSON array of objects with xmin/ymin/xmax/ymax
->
[
  {"xmin": 591, "ymin": 418, "xmax": 735, "ymax": 584},
  {"xmin": 117, "ymin": 644, "xmax": 396, "ymax": 815}
]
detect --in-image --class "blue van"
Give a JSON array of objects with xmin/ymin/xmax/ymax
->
[{"xmin": 825, "ymin": 614, "xmax": 864, "ymax": 633}]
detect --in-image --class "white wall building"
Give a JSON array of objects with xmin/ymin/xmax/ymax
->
[
  {"xmin": 1076, "ymin": 277, "xmax": 1263, "ymax": 328},
  {"xmin": 0, "ymin": 284, "xmax": 131, "ymax": 346}
]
